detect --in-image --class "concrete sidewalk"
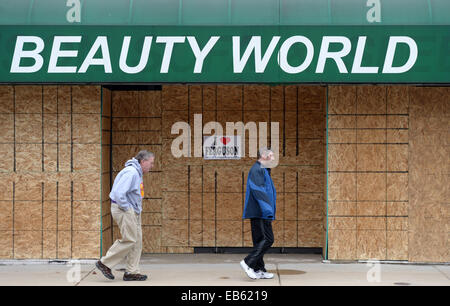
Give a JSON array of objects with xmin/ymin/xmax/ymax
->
[{"xmin": 0, "ymin": 254, "xmax": 448, "ymax": 286}]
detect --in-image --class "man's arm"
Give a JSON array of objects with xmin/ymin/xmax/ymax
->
[{"xmin": 248, "ymin": 167, "xmax": 274, "ymax": 218}]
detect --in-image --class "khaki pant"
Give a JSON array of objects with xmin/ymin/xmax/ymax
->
[{"xmin": 101, "ymin": 203, "xmax": 142, "ymax": 274}]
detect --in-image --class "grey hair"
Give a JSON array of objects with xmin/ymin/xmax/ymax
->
[
  {"xmin": 135, "ymin": 150, "xmax": 154, "ymax": 163},
  {"xmin": 257, "ymin": 147, "xmax": 273, "ymax": 159}
]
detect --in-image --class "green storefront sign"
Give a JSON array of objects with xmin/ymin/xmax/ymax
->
[{"xmin": 1, "ymin": 25, "xmax": 449, "ymax": 83}]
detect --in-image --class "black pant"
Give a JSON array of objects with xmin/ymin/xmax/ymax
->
[{"xmin": 244, "ymin": 218, "xmax": 274, "ymax": 272}]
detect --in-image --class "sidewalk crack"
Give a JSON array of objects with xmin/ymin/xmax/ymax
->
[{"xmin": 276, "ymin": 263, "xmax": 282, "ymax": 286}]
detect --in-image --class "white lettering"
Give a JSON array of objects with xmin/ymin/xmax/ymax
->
[
  {"xmin": 351, "ymin": 36, "xmax": 379, "ymax": 73},
  {"xmin": 119, "ymin": 36, "xmax": 153, "ymax": 74},
  {"xmin": 382, "ymin": 36, "xmax": 418, "ymax": 73},
  {"xmin": 187, "ymin": 36, "xmax": 220, "ymax": 73},
  {"xmin": 278, "ymin": 36, "xmax": 314, "ymax": 74},
  {"xmin": 316, "ymin": 36, "xmax": 351, "ymax": 73},
  {"xmin": 156, "ymin": 36, "xmax": 185, "ymax": 73},
  {"xmin": 233, "ymin": 36, "xmax": 280, "ymax": 73},
  {"xmin": 11, "ymin": 36, "xmax": 45, "ymax": 73},
  {"xmin": 78, "ymin": 36, "xmax": 112, "ymax": 73},
  {"xmin": 48, "ymin": 36, "xmax": 81, "ymax": 73}
]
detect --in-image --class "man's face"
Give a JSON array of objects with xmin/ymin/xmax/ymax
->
[
  {"xmin": 140, "ymin": 157, "xmax": 154, "ymax": 173},
  {"xmin": 260, "ymin": 152, "xmax": 276, "ymax": 168}
]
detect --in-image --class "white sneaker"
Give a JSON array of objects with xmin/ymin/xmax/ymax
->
[
  {"xmin": 256, "ymin": 270, "xmax": 274, "ymax": 279},
  {"xmin": 240, "ymin": 260, "xmax": 260, "ymax": 279}
]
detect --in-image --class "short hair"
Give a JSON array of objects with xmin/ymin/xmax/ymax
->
[
  {"xmin": 135, "ymin": 150, "xmax": 154, "ymax": 163},
  {"xmin": 257, "ymin": 147, "xmax": 273, "ymax": 159}
]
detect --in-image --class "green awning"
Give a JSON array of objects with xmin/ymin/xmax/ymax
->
[{"xmin": 1, "ymin": 0, "xmax": 449, "ymax": 26}]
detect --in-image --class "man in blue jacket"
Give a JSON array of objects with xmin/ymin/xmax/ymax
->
[{"xmin": 240, "ymin": 147, "xmax": 277, "ymax": 280}]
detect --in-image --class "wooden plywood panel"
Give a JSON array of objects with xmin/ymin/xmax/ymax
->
[
  {"xmin": 357, "ymin": 129, "xmax": 386, "ymax": 144},
  {"xmin": 328, "ymin": 115, "xmax": 356, "ymax": 129},
  {"xmin": 142, "ymin": 226, "xmax": 163, "ymax": 253},
  {"xmin": 357, "ymin": 173, "xmax": 386, "ymax": 202},
  {"xmin": 0, "ymin": 144, "xmax": 14, "ymax": 172},
  {"xmin": 162, "ymin": 192, "xmax": 188, "ymax": 219},
  {"xmin": 298, "ymin": 220, "xmax": 323, "ymax": 247},
  {"xmin": 387, "ymin": 173, "xmax": 408, "ymax": 202},
  {"xmin": 298, "ymin": 86, "xmax": 326, "ymax": 112},
  {"xmin": 357, "ymin": 144, "xmax": 386, "ymax": 172},
  {"xmin": 72, "ymin": 114, "xmax": 101, "ymax": 143},
  {"xmin": 243, "ymin": 85, "xmax": 269, "ymax": 111},
  {"xmin": 387, "ymin": 231, "xmax": 408, "ymax": 260},
  {"xmin": 298, "ymin": 139, "xmax": 323, "ymax": 166},
  {"xmin": 284, "ymin": 86, "xmax": 297, "ymax": 111},
  {"xmin": 0, "ymin": 201, "xmax": 13, "ymax": 230},
  {"xmin": 143, "ymin": 171, "xmax": 162, "ymax": 198},
  {"xmin": 328, "ymin": 202, "xmax": 356, "ymax": 216},
  {"xmin": 43, "ymin": 231, "xmax": 57, "ymax": 259},
  {"xmin": 15, "ymin": 114, "xmax": 42, "ymax": 143},
  {"xmin": 112, "ymin": 91, "xmax": 139, "ymax": 117},
  {"xmin": 72, "ymin": 85, "xmax": 101, "ymax": 114},
  {"xmin": 15, "ymin": 85, "xmax": 42, "ymax": 114},
  {"xmin": 218, "ymin": 85, "xmax": 242, "ymax": 111},
  {"xmin": 72, "ymin": 144, "xmax": 101, "ymax": 172},
  {"xmin": 270, "ymin": 86, "xmax": 284, "ymax": 111},
  {"xmin": 202, "ymin": 220, "xmax": 216, "ymax": 247},
  {"xmin": 72, "ymin": 201, "xmax": 101, "ymax": 231},
  {"xmin": 328, "ymin": 172, "xmax": 356, "ymax": 201},
  {"xmin": 14, "ymin": 174, "xmax": 42, "ymax": 201},
  {"xmin": 356, "ymin": 85, "xmax": 386, "ymax": 115},
  {"xmin": 189, "ymin": 220, "xmax": 202, "ymax": 246},
  {"xmin": 72, "ymin": 231, "xmax": 100, "ymax": 258},
  {"xmin": 0, "ymin": 114, "xmax": 14, "ymax": 143},
  {"xmin": 162, "ymin": 85, "xmax": 188, "ymax": 111},
  {"xmin": 189, "ymin": 192, "xmax": 202, "ymax": 221},
  {"xmin": 328, "ymin": 86, "xmax": 356, "ymax": 115},
  {"xmin": 356, "ymin": 230, "xmax": 386, "ymax": 260},
  {"xmin": 72, "ymin": 173, "xmax": 101, "ymax": 201},
  {"xmin": 284, "ymin": 220, "xmax": 297, "ymax": 247},
  {"xmin": 43, "ymin": 201, "xmax": 57, "ymax": 230},
  {"xmin": 139, "ymin": 90, "xmax": 162, "ymax": 116},
  {"xmin": 0, "ymin": 86, "xmax": 14, "ymax": 113},
  {"xmin": 216, "ymin": 193, "xmax": 242, "ymax": 220},
  {"xmin": 298, "ymin": 193, "xmax": 323, "ymax": 221},
  {"xmin": 162, "ymin": 166, "xmax": 188, "ymax": 192},
  {"xmin": 328, "ymin": 144, "xmax": 356, "ymax": 171},
  {"xmin": 216, "ymin": 220, "xmax": 242, "ymax": 247},
  {"xmin": 387, "ymin": 145, "xmax": 408, "ymax": 172},
  {"xmin": 387, "ymin": 86, "xmax": 409, "ymax": 114},
  {"xmin": 357, "ymin": 115, "xmax": 386, "ymax": 129},
  {"xmin": 357, "ymin": 202, "xmax": 386, "ymax": 216},
  {"xmin": 162, "ymin": 111, "xmax": 189, "ymax": 139},
  {"xmin": 328, "ymin": 129, "xmax": 356, "ymax": 144},
  {"xmin": 162, "ymin": 219, "xmax": 188, "ymax": 247},
  {"xmin": 14, "ymin": 231, "xmax": 42, "ymax": 259},
  {"xmin": 299, "ymin": 111, "xmax": 324, "ymax": 138}
]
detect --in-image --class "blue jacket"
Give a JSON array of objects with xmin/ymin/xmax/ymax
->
[{"xmin": 243, "ymin": 161, "xmax": 277, "ymax": 220}]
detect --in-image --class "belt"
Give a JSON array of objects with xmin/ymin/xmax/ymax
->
[{"xmin": 111, "ymin": 199, "xmax": 117, "ymax": 204}]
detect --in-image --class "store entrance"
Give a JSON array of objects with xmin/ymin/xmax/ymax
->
[{"xmin": 101, "ymin": 84, "xmax": 326, "ymax": 255}]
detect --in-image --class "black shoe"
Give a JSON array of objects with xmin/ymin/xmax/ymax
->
[
  {"xmin": 123, "ymin": 272, "xmax": 148, "ymax": 281},
  {"xmin": 95, "ymin": 260, "xmax": 115, "ymax": 280}
]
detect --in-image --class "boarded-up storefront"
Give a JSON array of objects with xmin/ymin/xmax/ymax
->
[{"xmin": 0, "ymin": 0, "xmax": 448, "ymax": 263}]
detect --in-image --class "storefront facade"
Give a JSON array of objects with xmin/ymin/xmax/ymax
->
[{"xmin": 0, "ymin": 0, "xmax": 448, "ymax": 263}]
